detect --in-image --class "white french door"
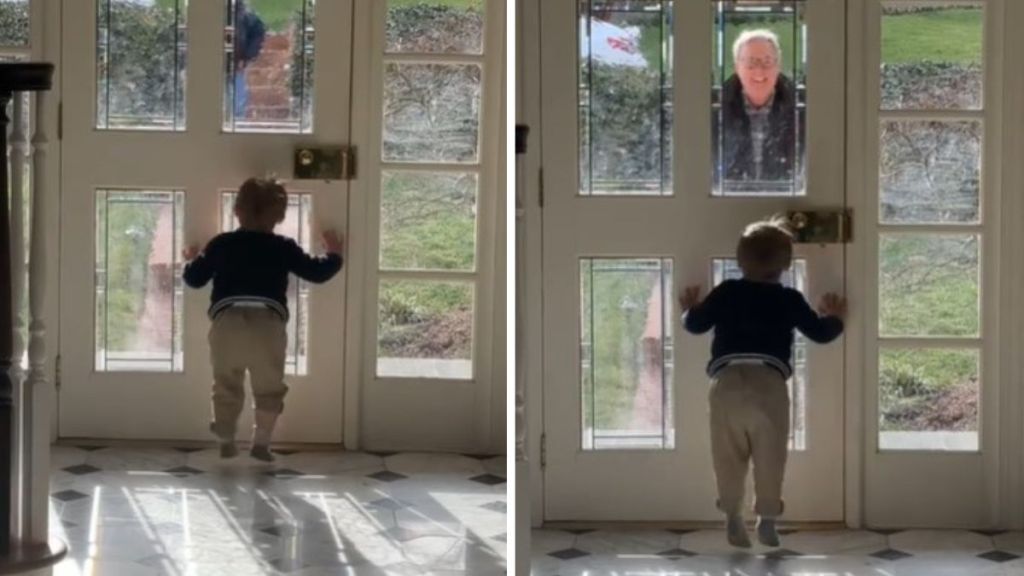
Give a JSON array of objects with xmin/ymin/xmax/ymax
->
[
  {"xmin": 540, "ymin": 0, "xmax": 847, "ymax": 521},
  {"xmin": 59, "ymin": 0, "xmax": 353, "ymax": 442},
  {"xmin": 57, "ymin": 0, "xmax": 504, "ymax": 451}
]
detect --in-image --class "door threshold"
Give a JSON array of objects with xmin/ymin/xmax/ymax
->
[
  {"xmin": 55, "ymin": 438, "xmax": 347, "ymax": 451},
  {"xmin": 542, "ymin": 521, "xmax": 847, "ymax": 531}
]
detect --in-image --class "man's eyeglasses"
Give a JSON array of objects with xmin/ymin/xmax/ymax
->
[{"xmin": 738, "ymin": 57, "xmax": 779, "ymax": 71}]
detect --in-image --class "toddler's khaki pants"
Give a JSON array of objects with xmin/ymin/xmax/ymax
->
[
  {"xmin": 208, "ymin": 306, "xmax": 288, "ymax": 440},
  {"xmin": 709, "ymin": 363, "xmax": 789, "ymax": 518}
]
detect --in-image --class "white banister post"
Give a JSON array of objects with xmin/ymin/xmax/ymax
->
[
  {"xmin": 24, "ymin": 87, "xmax": 50, "ymax": 544},
  {"xmin": 8, "ymin": 92, "xmax": 28, "ymax": 544}
]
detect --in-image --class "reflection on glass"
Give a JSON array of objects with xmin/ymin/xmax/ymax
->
[
  {"xmin": 377, "ymin": 280, "xmax": 474, "ymax": 380},
  {"xmin": 385, "ymin": 0, "xmax": 484, "ymax": 54},
  {"xmin": 224, "ymin": 0, "xmax": 315, "ymax": 133},
  {"xmin": 579, "ymin": 0, "xmax": 673, "ymax": 196},
  {"xmin": 97, "ymin": 0, "xmax": 187, "ymax": 130},
  {"xmin": 879, "ymin": 234, "xmax": 979, "ymax": 338},
  {"xmin": 713, "ymin": 258, "xmax": 807, "ymax": 450},
  {"xmin": 712, "ymin": 1, "xmax": 805, "ymax": 196},
  {"xmin": 879, "ymin": 348, "xmax": 979, "ymax": 451},
  {"xmin": 221, "ymin": 191, "xmax": 312, "ymax": 376},
  {"xmin": 580, "ymin": 258, "xmax": 674, "ymax": 450},
  {"xmin": 0, "ymin": 0, "xmax": 29, "ymax": 46},
  {"xmin": 880, "ymin": 120, "xmax": 981, "ymax": 224},
  {"xmin": 383, "ymin": 63, "xmax": 481, "ymax": 163},
  {"xmin": 881, "ymin": 4, "xmax": 982, "ymax": 111},
  {"xmin": 95, "ymin": 190, "xmax": 185, "ymax": 372},
  {"xmin": 380, "ymin": 171, "xmax": 477, "ymax": 272}
]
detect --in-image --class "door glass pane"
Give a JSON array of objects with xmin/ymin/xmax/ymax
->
[
  {"xmin": 97, "ymin": 0, "xmax": 187, "ymax": 131},
  {"xmin": 95, "ymin": 190, "xmax": 184, "ymax": 372},
  {"xmin": 0, "ymin": 0, "xmax": 29, "ymax": 46},
  {"xmin": 580, "ymin": 258, "xmax": 674, "ymax": 450},
  {"xmin": 880, "ymin": 120, "xmax": 981, "ymax": 225},
  {"xmin": 383, "ymin": 63, "xmax": 481, "ymax": 163},
  {"xmin": 879, "ymin": 348, "xmax": 979, "ymax": 451},
  {"xmin": 224, "ymin": 0, "xmax": 315, "ymax": 133},
  {"xmin": 377, "ymin": 280, "xmax": 474, "ymax": 380},
  {"xmin": 712, "ymin": 0, "xmax": 805, "ymax": 196},
  {"xmin": 380, "ymin": 171, "xmax": 477, "ymax": 272},
  {"xmin": 712, "ymin": 258, "xmax": 807, "ymax": 450},
  {"xmin": 221, "ymin": 191, "xmax": 312, "ymax": 376},
  {"xmin": 579, "ymin": 0, "xmax": 673, "ymax": 196},
  {"xmin": 881, "ymin": 3, "xmax": 982, "ymax": 111},
  {"xmin": 386, "ymin": 0, "xmax": 484, "ymax": 54},
  {"xmin": 879, "ymin": 234, "xmax": 979, "ymax": 338}
]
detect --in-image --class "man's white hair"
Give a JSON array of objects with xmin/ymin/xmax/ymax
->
[{"xmin": 732, "ymin": 29, "xmax": 781, "ymax": 62}]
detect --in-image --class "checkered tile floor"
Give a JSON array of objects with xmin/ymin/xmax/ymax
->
[
  {"xmin": 532, "ymin": 527, "xmax": 1024, "ymax": 575},
  {"xmin": 47, "ymin": 445, "xmax": 506, "ymax": 575}
]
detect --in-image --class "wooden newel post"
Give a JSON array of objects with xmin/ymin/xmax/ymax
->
[{"xmin": 0, "ymin": 62, "xmax": 52, "ymax": 560}]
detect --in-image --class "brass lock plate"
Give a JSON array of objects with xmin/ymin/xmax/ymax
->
[
  {"xmin": 786, "ymin": 210, "xmax": 852, "ymax": 244},
  {"xmin": 293, "ymin": 146, "xmax": 355, "ymax": 181}
]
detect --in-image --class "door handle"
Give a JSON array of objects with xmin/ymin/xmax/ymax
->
[{"xmin": 786, "ymin": 209, "xmax": 851, "ymax": 244}]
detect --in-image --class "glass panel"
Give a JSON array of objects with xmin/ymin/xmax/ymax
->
[
  {"xmin": 380, "ymin": 171, "xmax": 477, "ymax": 272},
  {"xmin": 221, "ymin": 191, "xmax": 312, "ymax": 376},
  {"xmin": 95, "ymin": 190, "xmax": 184, "ymax": 372},
  {"xmin": 879, "ymin": 348, "xmax": 979, "ymax": 451},
  {"xmin": 580, "ymin": 258, "xmax": 674, "ymax": 450},
  {"xmin": 579, "ymin": 0, "xmax": 673, "ymax": 196},
  {"xmin": 712, "ymin": 258, "xmax": 808, "ymax": 450},
  {"xmin": 383, "ymin": 63, "xmax": 481, "ymax": 163},
  {"xmin": 385, "ymin": 0, "xmax": 484, "ymax": 54},
  {"xmin": 712, "ymin": 1, "xmax": 806, "ymax": 196},
  {"xmin": 0, "ymin": 0, "xmax": 29, "ymax": 46},
  {"xmin": 377, "ymin": 280, "xmax": 474, "ymax": 380},
  {"xmin": 881, "ymin": 3, "xmax": 982, "ymax": 111},
  {"xmin": 97, "ymin": 0, "xmax": 187, "ymax": 131},
  {"xmin": 224, "ymin": 0, "xmax": 315, "ymax": 133},
  {"xmin": 879, "ymin": 234, "xmax": 979, "ymax": 338},
  {"xmin": 880, "ymin": 120, "xmax": 981, "ymax": 224}
]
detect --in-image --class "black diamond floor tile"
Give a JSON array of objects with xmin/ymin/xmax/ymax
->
[
  {"xmin": 173, "ymin": 447, "xmax": 204, "ymax": 454},
  {"xmin": 979, "ymin": 550, "xmax": 1021, "ymax": 563},
  {"xmin": 481, "ymin": 501, "xmax": 507, "ymax": 513},
  {"xmin": 666, "ymin": 529, "xmax": 697, "ymax": 535},
  {"xmin": 51, "ymin": 489, "xmax": 89, "ymax": 503},
  {"xmin": 74, "ymin": 445, "xmax": 107, "ymax": 452},
  {"xmin": 264, "ymin": 468, "xmax": 304, "ymax": 479},
  {"xmin": 548, "ymin": 548, "xmax": 590, "ymax": 560},
  {"xmin": 469, "ymin": 474, "xmax": 506, "ymax": 486},
  {"xmin": 973, "ymin": 529, "xmax": 1010, "ymax": 537},
  {"xmin": 165, "ymin": 466, "xmax": 204, "ymax": 475},
  {"xmin": 563, "ymin": 529, "xmax": 595, "ymax": 535},
  {"xmin": 778, "ymin": 528, "xmax": 800, "ymax": 535},
  {"xmin": 367, "ymin": 470, "xmax": 407, "ymax": 482},
  {"xmin": 870, "ymin": 548, "xmax": 912, "ymax": 561},
  {"xmin": 62, "ymin": 464, "xmax": 101, "ymax": 475},
  {"xmin": 273, "ymin": 449, "xmax": 300, "ymax": 456},
  {"xmin": 366, "ymin": 451, "xmax": 398, "ymax": 458},
  {"xmin": 764, "ymin": 548, "xmax": 802, "ymax": 559},
  {"xmin": 657, "ymin": 548, "xmax": 697, "ymax": 558}
]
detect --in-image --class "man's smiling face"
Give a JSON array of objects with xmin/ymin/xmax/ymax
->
[{"xmin": 735, "ymin": 39, "xmax": 780, "ymax": 108}]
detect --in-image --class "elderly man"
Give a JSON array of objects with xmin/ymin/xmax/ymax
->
[{"xmin": 715, "ymin": 29, "xmax": 798, "ymax": 188}]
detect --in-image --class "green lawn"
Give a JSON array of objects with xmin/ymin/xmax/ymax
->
[{"xmin": 882, "ymin": 8, "xmax": 982, "ymax": 64}]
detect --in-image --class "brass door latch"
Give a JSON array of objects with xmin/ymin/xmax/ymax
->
[
  {"xmin": 293, "ymin": 146, "xmax": 356, "ymax": 181},
  {"xmin": 786, "ymin": 209, "xmax": 852, "ymax": 244}
]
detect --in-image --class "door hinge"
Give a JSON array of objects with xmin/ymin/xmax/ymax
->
[
  {"xmin": 57, "ymin": 100, "xmax": 62, "ymax": 140},
  {"xmin": 538, "ymin": 168, "xmax": 545, "ymax": 208},
  {"xmin": 54, "ymin": 353, "xmax": 61, "ymax": 389},
  {"xmin": 540, "ymin": 433, "xmax": 547, "ymax": 468}
]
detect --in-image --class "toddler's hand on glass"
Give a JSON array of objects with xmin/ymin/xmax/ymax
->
[
  {"xmin": 182, "ymin": 245, "xmax": 200, "ymax": 261},
  {"xmin": 321, "ymin": 230, "xmax": 344, "ymax": 255},
  {"xmin": 678, "ymin": 285, "xmax": 703, "ymax": 311},
  {"xmin": 818, "ymin": 293, "xmax": 847, "ymax": 320}
]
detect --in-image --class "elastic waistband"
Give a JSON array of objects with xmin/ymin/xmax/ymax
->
[
  {"xmin": 210, "ymin": 296, "xmax": 288, "ymax": 322},
  {"xmin": 708, "ymin": 354, "xmax": 791, "ymax": 380}
]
